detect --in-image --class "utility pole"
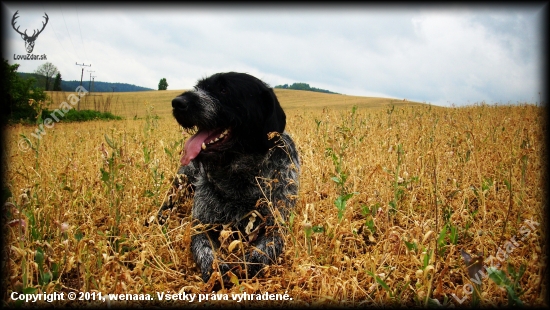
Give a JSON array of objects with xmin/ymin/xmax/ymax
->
[
  {"xmin": 87, "ymin": 70, "xmax": 95, "ymax": 92},
  {"xmin": 75, "ymin": 62, "xmax": 91, "ymax": 111},
  {"xmin": 91, "ymin": 76, "xmax": 97, "ymax": 93}
]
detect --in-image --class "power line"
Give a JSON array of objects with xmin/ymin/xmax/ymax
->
[
  {"xmin": 61, "ymin": 8, "xmax": 81, "ymax": 60},
  {"xmin": 41, "ymin": 4, "xmax": 73, "ymax": 62},
  {"xmin": 75, "ymin": 7, "xmax": 89, "ymax": 61}
]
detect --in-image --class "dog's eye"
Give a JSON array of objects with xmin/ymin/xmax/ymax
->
[{"xmin": 220, "ymin": 88, "xmax": 227, "ymax": 95}]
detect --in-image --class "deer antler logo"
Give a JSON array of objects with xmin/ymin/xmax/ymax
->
[{"xmin": 11, "ymin": 10, "xmax": 49, "ymax": 54}]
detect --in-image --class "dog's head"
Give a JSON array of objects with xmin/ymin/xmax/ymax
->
[{"xmin": 172, "ymin": 72, "xmax": 286, "ymax": 166}]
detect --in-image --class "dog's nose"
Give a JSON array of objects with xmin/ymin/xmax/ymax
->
[{"xmin": 172, "ymin": 96, "xmax": 188, "ymax": 110}]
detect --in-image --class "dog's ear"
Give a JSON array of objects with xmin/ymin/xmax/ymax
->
[{"xmin": 262, "ymin": 88, "xmax": 286, "ymax": 137}]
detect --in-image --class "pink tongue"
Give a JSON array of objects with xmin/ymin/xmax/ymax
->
[{"xmin": 181, "ymin": 130, "xmax": 211, "ymax": 166}]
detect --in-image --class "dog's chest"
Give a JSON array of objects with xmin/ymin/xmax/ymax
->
[{"xmin": 191, "ymin": 169, "xmax": 263, "ymax": 223}]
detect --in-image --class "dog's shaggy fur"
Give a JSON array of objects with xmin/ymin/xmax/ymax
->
[{"xmin": 157, "ymin": 72, "xmax": 300, "ymax": 283}]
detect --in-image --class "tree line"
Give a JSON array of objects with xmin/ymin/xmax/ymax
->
[
  {"xmin": 274, "ymin": 82, "xmax": 339, "ymax": 94},
  {"xmin": 16, "ymin": 61, "xmax": 156, "ymax": 92},
  {"xmin": 2, "ymin": 59, "xmax": 163, "ymax": 124},
  {"xmin": 59, "ymin": 80, "xmax": 153, "ymax": 92},
  {"xmin": 18, "ymin": 72, "xmax": 154, "ymax": 92},
  {"xmin": 2, "ymin": 59, "xmax": 47, "ymax": 124}
]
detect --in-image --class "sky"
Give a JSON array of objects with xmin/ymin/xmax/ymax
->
[{"xmin": 2, "ymin": 3, "xmax": 546, "ymax": 106}]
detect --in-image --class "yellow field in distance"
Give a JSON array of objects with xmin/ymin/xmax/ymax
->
[{"xmin": 46, "ymin": 88, "xmax": 429, "ymax": 119}]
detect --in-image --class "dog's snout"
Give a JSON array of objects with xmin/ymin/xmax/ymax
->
[{"xmin": 172, "ymin": 96, "xmax": 188, "ymax": 110}]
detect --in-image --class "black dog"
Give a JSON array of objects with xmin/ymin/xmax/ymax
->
[{"xmin": 158, "ymin": 72, "xmax": 300, "ymax": 283}]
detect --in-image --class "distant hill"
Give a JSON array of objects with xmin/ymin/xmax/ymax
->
[
  {"xmin": 274, "ymin": 82, "xmax": 339, "ymax": 94},
  {"xmin": 17, "ymin": 72, "xmax": 154, "ymax": 92},
  {"xmin": 61, "ymin": 80, "xmax": 153, "ymax": 92}
]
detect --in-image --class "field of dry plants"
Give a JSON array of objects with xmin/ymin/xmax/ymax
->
[{"xmin": 2, "ymin": 89, "xmax": 546, "ymax": 307}]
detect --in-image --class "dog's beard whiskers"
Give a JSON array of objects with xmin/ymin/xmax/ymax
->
[{"xmin": 194, "ymin": 89, "xmax": 220, "ymax": 119}]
